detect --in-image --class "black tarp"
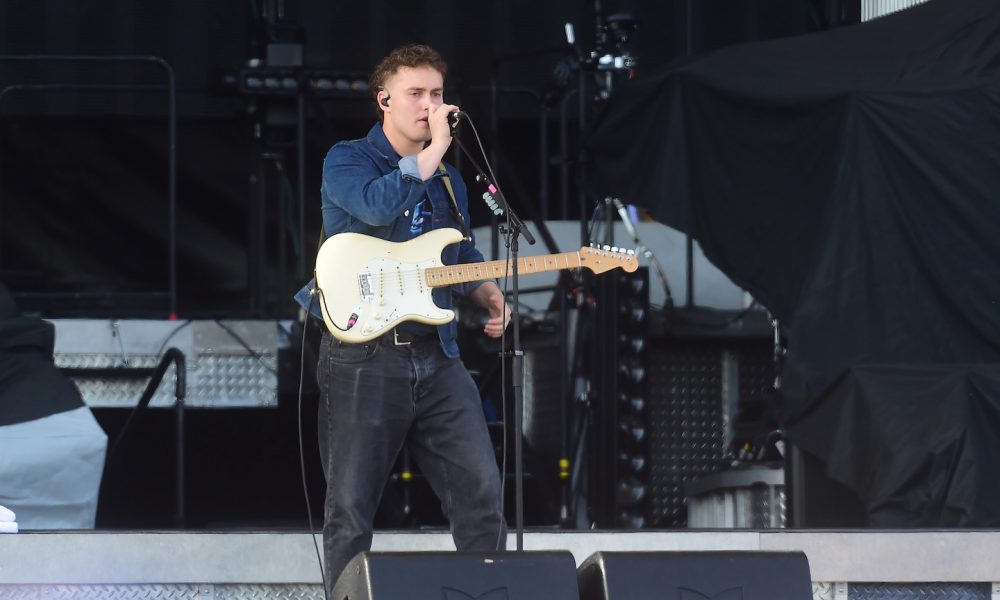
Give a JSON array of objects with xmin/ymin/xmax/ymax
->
[
  {"xmin": 587, "ymin": 0, "xmax": 1000, "ymax": 526},
  {"xmin": 802, "ymin": 365, "xmax": 1000, "ymax": 527},
  {"xmin": 0, "ymin": 281, "xmax": 84, "ymax": 426}
]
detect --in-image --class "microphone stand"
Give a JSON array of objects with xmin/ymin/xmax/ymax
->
[{"xmin": 450, "ymin": 123, "xmax": 535, "ymax": 551}]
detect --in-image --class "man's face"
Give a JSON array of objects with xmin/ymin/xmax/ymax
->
[{"xmin": 381, "ymin": 66, "xmax": 444, "ymax": 148}]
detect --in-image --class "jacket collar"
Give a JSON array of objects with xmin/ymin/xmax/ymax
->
[{"xmin": 366, "ymin": 123, "xmax": 400, "ymax": 167}]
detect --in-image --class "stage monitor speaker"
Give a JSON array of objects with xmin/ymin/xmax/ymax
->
[
  {"xmin": 332, "ymin": 551, "xmax": 579, "ymax": 600},
  {"xmin": 578, "ymin": 551, "xmax": 812, "ymax": 600}
]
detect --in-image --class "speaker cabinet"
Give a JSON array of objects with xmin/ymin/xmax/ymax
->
[
  {"xmin": 578, "ymin": 551, "xmax": 812, "ymax": 600},
  {"xmin": 332, "ymin": 551, "xmax": 579, "ymax": 600}
]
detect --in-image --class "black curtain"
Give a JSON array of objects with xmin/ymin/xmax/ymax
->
[{"xmin": 587, "ymin": 0, "xmax": 1000, "ymax": 525}]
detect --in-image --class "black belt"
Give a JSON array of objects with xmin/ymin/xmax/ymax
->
[{"xmin": 387, "ymin": 327, "xmax": 435, "ymax": 345}]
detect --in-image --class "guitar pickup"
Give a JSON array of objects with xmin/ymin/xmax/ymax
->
[{"xmin": 358, "ymin": 272, "xmax": 374, "ymax": 301}]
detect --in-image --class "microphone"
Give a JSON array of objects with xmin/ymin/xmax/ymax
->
[
  {"xmin": 447, "ymin": 110, "xmax": 466, "ymax": 131},
  {"xmin": 610, "ymin": 196, "xmax": 675, "ymax": 308},
  {"xmin": 611, "ymin": 197, "xmax": 640, "ymax": 244}
]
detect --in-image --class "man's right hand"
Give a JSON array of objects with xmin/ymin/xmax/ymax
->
[
  {"xmin": 428, "ymin": 103, "xmax": 459, "ymax": 146},
  {"xmin": 418, "ymin": 102, "xmax": 460, "ymax": 180}
]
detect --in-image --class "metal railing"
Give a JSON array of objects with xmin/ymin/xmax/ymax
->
[
  {"xmin": 64, "ymin": 347, "xmax": 188, "ymax": 526},
  {"xmin": 0, "ymin": 54, "xmax": 178, "ymax": 316}
]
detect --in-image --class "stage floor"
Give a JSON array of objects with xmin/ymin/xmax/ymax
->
[{"xmin": 1, "ymin": 529, "xmax": 998, "ymax": 599}]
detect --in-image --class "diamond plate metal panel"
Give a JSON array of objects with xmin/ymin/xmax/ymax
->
[
  {"xmin": 53, "ymin": 319, "xmax": 282, "ymax": 407},
  {"xmin": 0, "ymin": 584, "xmax": 325, "ymax": 599},
  {"xmin": 814, "ymin": 582, "xmax": 837, "ymax": 600},
  {"xmin": 850, "ymin": 583, "xmax": 991, "ymax": 600},
  {"xmin": 213, "ymin": 584, "xmax": 324, "ymax": 599},
  {"xmin": 862, "ymin": 0, "xmax": 930, "ymax": 22},
  {"xmin": 183, "ymin": 353, "xmax": 277, "ymax": 408},
  {"xmin": 65, "ymin": 353, "xmax": 180, "ymax": 408},
  {"xmin": 646, "ymin": 338, "xmax": 776, "ymax": 527},
  {"xmin": 686, "ymin": 483, "xmax": 786, "ymax": 528},
  {"xmin": 647, "ymin": 343, "xmax": 726, "ymax": 527},
  {"xmin": 752, "ymin": 484, "xmax": 785, "ymax": 528},
  {"xmin": 776, "ymin": 487, "xmax": 788, "ymax": 527},
  {"xmin": 755, "ymin": 484, "xmax": 787, "ymax": 528},
  {"xmin": 0, "ymin": 584, "xmax": 208, "ymax": 599}
]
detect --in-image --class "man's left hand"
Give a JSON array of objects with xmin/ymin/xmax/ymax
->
[
  {"xmin": 483, "ymin": 291, "xmax": 511, "ymax": 338},
  {"xmin": 468, "ymin": 280, "xmax": 511, "ymax": 338}
]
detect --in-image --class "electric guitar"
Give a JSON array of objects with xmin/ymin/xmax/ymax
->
[{"xmin": 314, "ymin": 227, "xmax": 639, "ymax": 343}]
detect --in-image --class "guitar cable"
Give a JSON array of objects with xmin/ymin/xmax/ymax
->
[
  {"xmin": 313, "ymin": 281, "xmax": 354, "ymax": 333},
  {"xmin": 298, "ymin": 293, "xmax": 329, "ymax": 599}
]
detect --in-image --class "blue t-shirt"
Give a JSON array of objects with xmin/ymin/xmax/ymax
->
[
  {"xmin": 399, "ymin": 194, "xmax": 436, "ymax": 338},
  {"xmin": 410, "ymin": 195, "xmax": 434, "ymax": 236}
]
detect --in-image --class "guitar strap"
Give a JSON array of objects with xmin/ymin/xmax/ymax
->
[{"xmin": 437, "ymin": 162, "xmax": 471, "ymax": 241}]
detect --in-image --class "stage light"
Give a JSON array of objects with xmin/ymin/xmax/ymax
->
[
  {"xmin": 615, "ymin": 477, "xmax": 647, "ymax": 507},
  {"xmin": 619, "ymin": 392, "xmax": 645, "ymax": 414},
  {"xmin": 612, "ymin": 268, "xmax": 651, "ymax": 528},
  {"xmin": 229, "ymin": 67, "xmax": 370, "ymax": 97},
  {"xmin": 615, "ymin": 511, "xmax": 646, "ymax": 529},
  {"xmin": 619, "ymin": 451, "xmax": 646, "ymax": 475},
  {"xmin": 618, "ymin": 415, "xmax": 646, "ymax": 445}
]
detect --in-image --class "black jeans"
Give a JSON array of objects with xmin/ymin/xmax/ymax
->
[{"xmin": 316, "ymin": 332, "xmax": 507, "ymax": 589}]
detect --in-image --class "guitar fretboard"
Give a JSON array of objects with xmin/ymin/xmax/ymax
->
[{"xmin": 425, "ymin": 252, "xmax": 582, "ymax": 287}]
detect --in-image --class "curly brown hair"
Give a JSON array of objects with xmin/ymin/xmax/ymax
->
[{"xmin": 370, "ymin": 44, "xmax": 448, "ymax": 121}]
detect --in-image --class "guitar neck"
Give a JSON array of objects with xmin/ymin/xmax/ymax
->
[{"xmin": 425, "ymin": 252, "xmax": 582, "ymax": 288}]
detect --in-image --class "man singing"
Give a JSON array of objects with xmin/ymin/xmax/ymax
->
[{"xmin": 295, "ymin": 43, "xmax": 510, "ymax": 591}]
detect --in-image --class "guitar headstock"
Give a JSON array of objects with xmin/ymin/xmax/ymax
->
[{"xmin": 578, "ymin": 245, "xmax": 640, "ymax": 274}]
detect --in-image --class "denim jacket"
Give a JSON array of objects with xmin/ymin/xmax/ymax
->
[{"xmin": 294, "ymin": 123, "xmax": 488, "ymax": 358}]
